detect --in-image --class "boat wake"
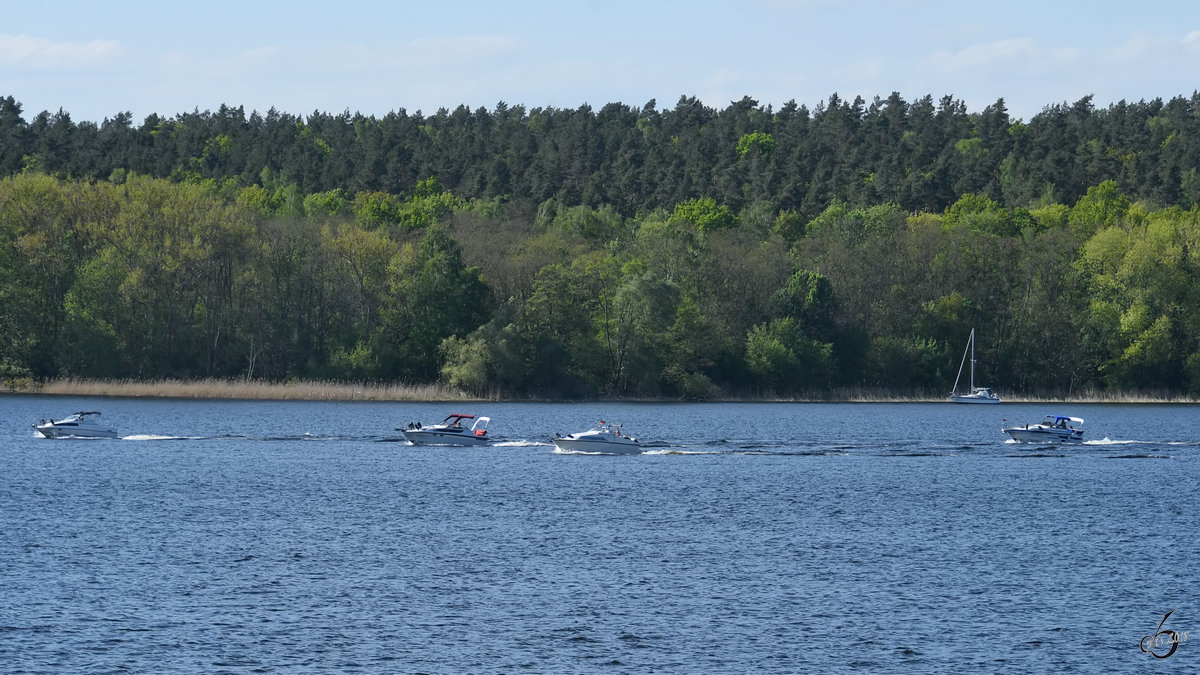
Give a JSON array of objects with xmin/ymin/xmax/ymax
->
[
  {"xmin": 123, "ymin": 434, "xmax": 204, "ymax": 441},
  {"xmin": 254, "ymin": 433, "xmax": 358, "ymax": 441},
  {"xmin": 146, "ymin": 433, "xmax": 364, "ymax": 442},
  {"xmin": 642, "ymin": 445, "xmax": 857, "ymax": 456},
  {"xmin": 552, "ymin": 447, "xmax": 639, "ymax": 456},
  {"xmin": 1085, "ymin": 438, "xmax": 1150, "ymax": 446},
  {"xmin": 1086, "ymin": 438, "xmax": 1199, "ymax": 448}
]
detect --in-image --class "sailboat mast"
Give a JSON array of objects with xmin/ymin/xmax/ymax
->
[
  {"xmin": 969, "ymin": 328, "xmax": 976, "ymax": 390},
  {"xmin": 952, "ymin": 330, "xmax": 970, "ymax": 395}
]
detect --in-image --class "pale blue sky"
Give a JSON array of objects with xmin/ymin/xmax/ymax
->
[{"xmin": 3, "ymin": 0, "xmax": 1198, "ymax": 123}]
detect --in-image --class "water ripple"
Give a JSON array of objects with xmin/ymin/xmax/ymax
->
[{"xmin": 2, "ymin": 398, "xmax": 1196, "ymax": 673}]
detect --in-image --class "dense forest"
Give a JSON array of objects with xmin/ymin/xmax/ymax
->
[{"xmin": 3, "ymin": 91, "xmax": 1200, "ymax": 398}]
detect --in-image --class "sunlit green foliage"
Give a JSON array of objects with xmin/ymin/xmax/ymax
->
[
  {"xmin": 6, "ymin": 89, "xmax": 1200, "ymax": 397},
  {"xmin": 736, "ymin": 131, "xmax": 775, "ymax": 158},
  {"xmin": 2, "ymin": 170, "xmax": 1199, "ymax": 397},
  {"xmin": 670, "ymin": 197, "xmax": 737, "ymax": 235}
]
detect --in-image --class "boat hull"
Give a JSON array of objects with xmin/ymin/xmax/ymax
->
[
  {"xmin": 553, "ymin": 438, "xmax": 641, "ymax": 454},
  {"xmin": 1003, "ymin": 427, "xmax": 1083, "ymax": 444},
  {"xmin": 951, "ymin": 394, "xmax": 1001, "ymax": 404},
  {"xmin": 34, "ymin": 424, "xmax": 118, "ymax": 439},
  {"xmin": 402, "ymin": 430, "xmax": 490, "ymax": 446}
]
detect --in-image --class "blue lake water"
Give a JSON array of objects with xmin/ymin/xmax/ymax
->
[{"xmin": 1, "ymin": 395, "xmax": 1197, "ymax": 673}]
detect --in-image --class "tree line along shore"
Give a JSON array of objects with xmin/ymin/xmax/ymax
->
[{"xmin": 4, "ymin": 92, "xmax": 1200, "ymax": 399}]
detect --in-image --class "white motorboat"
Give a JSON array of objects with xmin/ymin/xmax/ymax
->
[
  {"xmin": 33, "ymin": 411, "xmax": 118, "ymax": 439},
  {"xmin": 553, "ymin": 422, "xmax": 641, "ymax": 454},
  {"xmin": 1003, "ymin": 415, "xmax": 1084, "ymax": 444},
  {"xmin": 400, "ymin": 413, "xmax": 491, "ymax": 446},
  {"xmin": 951, "ymin": 329, "xmax": 1000, "ymax": 403}
]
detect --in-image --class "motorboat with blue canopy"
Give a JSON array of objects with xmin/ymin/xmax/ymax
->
[{"xmin": 1003, "ymin": 415, "xmax": 1084, "ymax": 443}]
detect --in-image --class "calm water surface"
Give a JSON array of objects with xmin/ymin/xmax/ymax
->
[{"xmin": 1, "ymin": 396, "xmax": 1197, "ymax": 673}]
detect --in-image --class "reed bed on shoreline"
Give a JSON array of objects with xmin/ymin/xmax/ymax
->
[
  {"xmin": 6, "ymin": 378, "xmax": 1198, "ymax": 404},
  {"xmin": 22, "ymin": 378, "xmax": 481, "ymax": 402},
  {"xmin": 993, "ymin": 390, "xmax": 1199, "ymax": 404}
]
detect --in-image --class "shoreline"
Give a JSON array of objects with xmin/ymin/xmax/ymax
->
[
  {"xmin": 6, "ymin": 378, "xmax": 479, "ymax": 402},
  {"xmin": 4, "ymin": 378, "xmax": 1198, "ymax": 404}
]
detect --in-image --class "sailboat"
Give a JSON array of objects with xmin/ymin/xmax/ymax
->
[{"xmin": 950, "ymin": 329, "xmax": 1000, "ymax": 403}]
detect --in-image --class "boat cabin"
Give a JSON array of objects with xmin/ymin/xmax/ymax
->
[{"xmin": 1041, "ymin": 415, "xmax": 1083, "ymax": 430}]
